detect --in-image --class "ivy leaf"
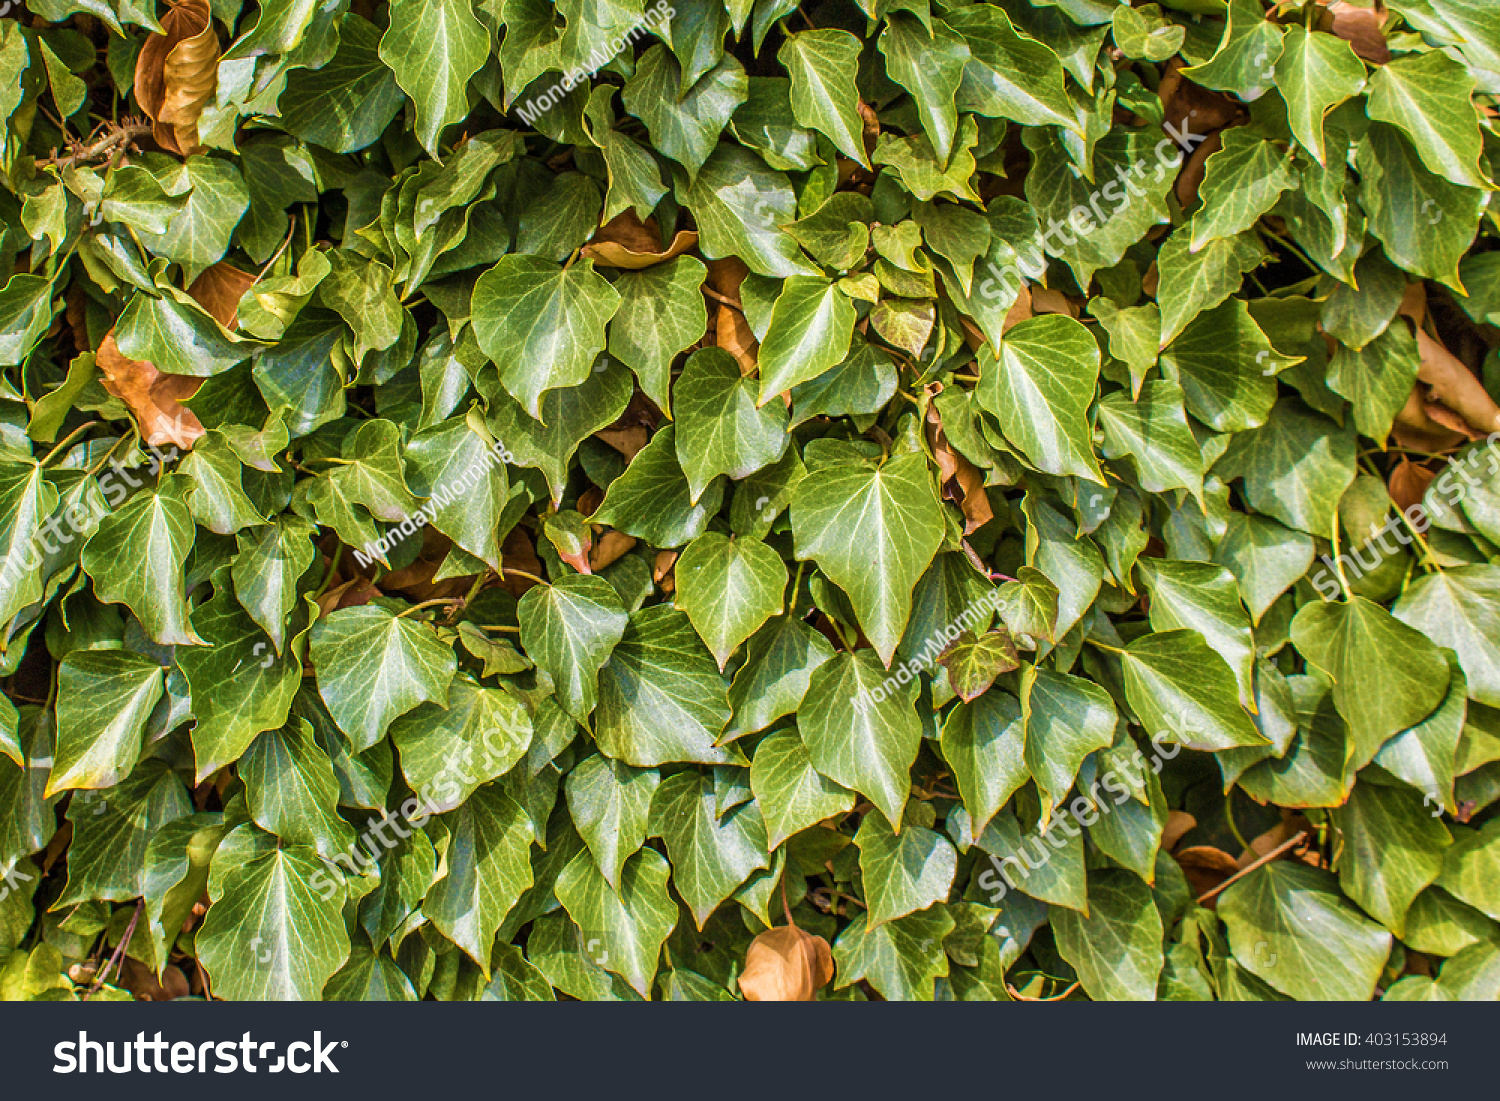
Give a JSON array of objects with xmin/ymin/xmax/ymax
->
[
  {"xmin": 565, "ymin": 753, "xmax": 660, "ymax": 890},
  {"xmin": 675, "ymin": 348, "xmax": 789, "ymax": 503},
  {"xmin": 683, "ymin": 144, "xmax": 817, "ymax": 277},
  {"xmin": 1188, "ymin": 128, "xmax": 1297, "ymax": 252},
  {"xmin": 1214, "ymin": 399, "xmax": 1358, "ymax": 538},
  {"xmin": 674, "ymin": 533, "xmax": 786, "ymax": 669},
  {"xmin": 879, "ymin": 13, "xmax": 969, "ymax": 161},
  {"xmin": 240, "ymin": 719, "xmax": 356, "ymax": 860},
  {"xmin": 778, "ymin": 29, "xmax": 868, "ymax": 167},
  {"xmin": 726, "ymin": 615, "xmax": 835, "ymax": 738},
  {"xmin": 594, "ymin": 604, "xmax": 737, "ymax": 767},
  {"xmin": 1392, "ymin": 566, "xmax": 1500, "ymax": 709},
  {"xmin": 749, "ymin": 727, "xmax": 854, "ymax": 851},
  {"xmin": 556, "ymin": 846, "xmax": 678, "ymax": 998},
  {"xmin": 1156, "ymin": 230, "xmax": 1267, "ymax": 347},
  {"xmin": 606, "ymin": 256, "xmax": 707, "ymax": 416},
  {"xmin": 1291, "ymin": 597, "xmax": 1451, "ymax": 770},
  {"xmin": 1218, "ymin": 862, "xmax": 1394, "ymax": 1001},
  {"xmin": 856, "ymin": 809, "xmax": 958, "ymax": 928},
  {"xmin": 800, "ymin": 651, "xmax": 922, "ymax": 828},
  {"xmin": 940, "ymin": 691, "xmax": 1026, "ymax": 835},
  {"xmin": 379, "ymin": 0, "xmax": 489, "ymax": 156},
  {"xmin": 1356, "ymin": 123, "xmax": 1485, "ymax": 292},
  {"xmin": 1053, "ymin": 869, "xmax": 1163, "ymax": 1001},
  {"xmin": 1367, "ymin": 49, "xmax": 1490, "ymax": 190},
  {"xmin": 50, "ymin": 651, "xmax": 163, "ymax": 795},
  {"xmin": 486, "ymin": 357, "xmax": 633, "ymax": 506},
  {"xmin": 1116, "ymin": 631, "xmax": 1267, "ymax": 751},
  {"xmin": 472, "ymin": 256, "xmax": 620, "ymax": 419},
  {"xmin": 197, "ymin": 823, "xmax": 351, "ymax": 1000},
  {"xmin": 1021, "ymin": 665, "xmax": 1117, "ymax": 821},
  {"xmin": 591, "ymin": 426, "xmax": 725, "ymax": 548},
  {"xmin": 1333, "ymin": 782, "xmax": 1450, "ymax": 936},
  {"xmin": 833, "ymin": 906, "xmax": 953, "ymax": 1001},
  {"xmin": 405, "ymin": 416, "xmax": 510, "ymax": 568},
  {"xmin": 790, "ymin": 444, "xmax": 946, "ymax": 664},
  {"xmin": 947, "ymin": 3, "xmax": 1077, "ymax": 132},
  {"xmin": 1159, "ymin": 298, "xmax": 1292, "ymax": 432},
  {"xmin": 937, "ymin": 630, "xmax": 1019, "ymax": 703},
  {"xmin": 1096, "ymin": 380, "xmax": 1205, "ymax": 503},
  {"xmin": 309, "ymin": 604, "xmax": 457, "ymax": 751},
  {"xmin": 756, "ymin": 277, "xmax": 858, "ymax": 405},
  {"xmin": 1135, "ymin": 558, "xmax": 1258, "ymax": 711},
  {"xmin": 622, "ymin": 47, "xmax": 747, "ymax": 182},
  {"xmin": 278, "ymin": 14, "xmax": 405, "ymax": 154},
  {"xmin": 1326, "ymin": 321, "xmax": 1422, "ymax": 442},
  {"xmin": 423, "ymin": 785, "xmax": 536, "ymax": 972},
  {"xmin": 519, "ymin": 574, "xmax": 629, "ymax": 725},
  {"xmin": 81, "ymin": 475, "xmax": 201, "ymax": 646},
  {"xmin": 648, "ymin": 771, "xmax": 769, "ymax": 928},
  {"xmin": 389, "ymin": 676, "xmax": 533, "ymax": 813},
  {"xmin": 177, "ymin": 580, "xmax": 301, "ymax": 781},
  {"xmin": 1273, "ymin": 24, "xmax": 1366, "ymax": 165},
  {"xmin": 978, "ymin": 314, "xmax": 1104, "ymax": 484}
]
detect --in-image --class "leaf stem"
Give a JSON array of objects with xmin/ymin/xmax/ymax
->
[
  {"xmin": 1196, "ymin": 830, "xmax": 1308, "ymax": 905},
  {"xmin": 313, "ymin": 543, "xmax": 343, "ymax": 601},
  {"xmin": 395, "ymin": 598, "xmax": 464, "ymax": 619},
  {"xmin": 1328, "ymin": 507, "xmax": 1352, "ymax": 601},
  {"xmin": 503, "ymin": 566, "xmax": 548, "ymax": 586},
  {"xmin": 84, "ymin": 900, "xmax": 143, "ymax": 1001},
  {"xmin": 38, "ymin": 420, "xmax": 101, "ymax": 466}
]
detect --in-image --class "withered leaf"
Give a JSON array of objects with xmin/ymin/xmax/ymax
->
[{"xmin": 739, "ymin": 924, "xmax": 834, "ymax": 1001}]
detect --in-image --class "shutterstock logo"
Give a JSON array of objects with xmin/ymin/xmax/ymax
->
[{"xmin": 54, "ymin": 1032, "xmax": 344, "ymax": 1074}]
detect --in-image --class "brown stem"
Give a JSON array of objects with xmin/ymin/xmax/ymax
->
[
  {"xmin": 1196, "ymin": 831, "xmax": 1308, "ymax": 905},
  {"xmin": 39, "ymin": 122, "xmax": 152, "ymax": 168},
  {"xmin": 85, "ymin": 900, "xmax": 144, "ymax": 1000}
]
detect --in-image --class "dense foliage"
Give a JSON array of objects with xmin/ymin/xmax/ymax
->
[{"xmin": 1, "ymin": 0, "xmax": 1499, "ymax": 1002}]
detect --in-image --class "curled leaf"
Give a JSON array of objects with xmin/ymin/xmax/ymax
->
[
  {"xmin": 739, "ymin": 923, "xmax": 834, "ymax": 1001},
  {"xmin": 134, "ymin": 0, "xmax": 220, "ymax": 156}
]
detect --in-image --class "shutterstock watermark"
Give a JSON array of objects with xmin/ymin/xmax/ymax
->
[
  {"xmin": 1309, "ymin": 432, "xmax": 1500, "ymax": 600},
  {"xmin": 514, "ymin": 1, "xmax": 675, "ymax": 126},
  {"xmin": 54, "ymin": 1032, "xmax": 344, "ymax": 1074},
  {"xmin": 975, "ymin": 728, "xmax": 1184, "ymax": 904},
  {"xmin": 353, "ymin": 439, "xmax": 513, "ymax": 569},
  {"xmin": 977, "ymin": 115, "xmax": 1211, "ymax": 304},
  {"xmin": 852, "ymin": 587, "xmax": 1007, "ymax": 711}
]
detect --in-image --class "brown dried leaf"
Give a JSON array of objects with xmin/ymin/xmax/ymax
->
[
  {"xmin": 653, "ymin": 549, "xmax": 677, "ymax": 592},
  {"xmin": 1413, "ymin": 327, "xmax": 1500, "ymax": 437},
  {"xmin": 187, "ymin": 262, "xmax": 256, "ymax": 328},
  {"xmin": 717, "ymin": 303, "xmax": 758, "ymax": 375},
  {"xmin": 582, "ymin": 211, "xmax": 698, "ymax": 269},
  {"xmin": 96, "ymin": 333, "xmax": 205, "ymax": 449},
  {"xmin": 1162, "ymin": 810, "xmax": 1197, "ymax": 853},
  {"xmin": 1320, "ymin": 0, "xmax": 1390, "ymax": 64},
  {"xmin": 588, "ymin": 529, "xmax": 636, "ymax": 572},
  {"xmin": 595, "ymin": 424, "xmax": 650, "ymax": 461},
  {"xmin": 1029, "ymin": 286, "xmax": 1079, "ymax": 318},
  {"xmin": 706, "ymin": 256, "xmax": 749, "ymax": 301},
  {"xmin": 1388, "ymin": 458, "xmax": 1437, "ymax": 513},
  {"xmin": 134, "ymin": 0, "xmax": 219, "ymax": 156},
  {"xmin": 1001, "ymin": 285, "xmax": 1033, "ymax": 334},
  {"xmin": 499, "ymin": 528, "xmax": 546, "ymax": 597},
  {"xmin": 925, "ymin": 395, "xmax": 992, "ymax": 535},
  {"xmin": 1393, "ymin": 388, "xmax": 1468, "ymax": 453},
  {"xmin": 1174, "ymin": 845, "xmax": 1239, "ymax": 903},
  {"xmin": 1176, "ymin": 128, "xmax": 1222, "ymax": 210},
  {"xmin": 1239, "ymin": 815, "xmax": 1312, "ymax": 869},
  {"xmin": 739, "ymin": 924, "xmax": 834, "ymax": 1001}
]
